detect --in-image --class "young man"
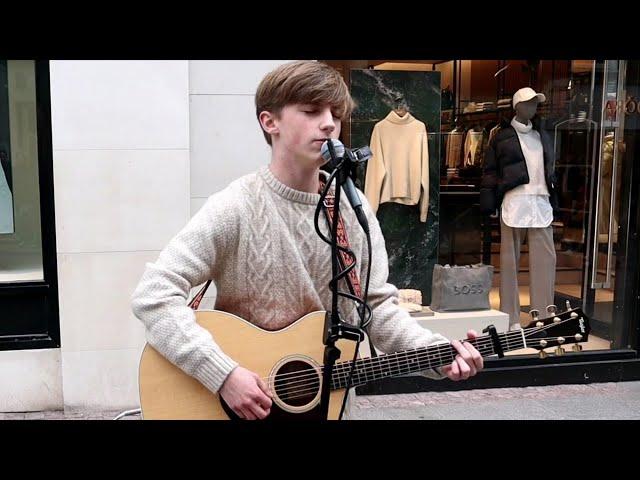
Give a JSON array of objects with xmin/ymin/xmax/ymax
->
[{"xmin": 131, "ymin": 60, "xmax": 483, "ymax": 420}]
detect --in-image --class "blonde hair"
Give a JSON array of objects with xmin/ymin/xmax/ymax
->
[{"xmin": 255, "ymin": 61, "xmax": 355, "ymax": 145}]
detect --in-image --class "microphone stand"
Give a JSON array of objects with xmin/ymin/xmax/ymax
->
[{"xmin": 318, "ymin": 140, "xmax": 365, "ymax": 420}]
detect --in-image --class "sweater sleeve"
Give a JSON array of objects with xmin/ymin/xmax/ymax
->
[
  {"xmin": 364, "ymin": 123, "xmax": 386, "ymax": 214},
  {"xmin": 131, "ymin": 192, "xmax": 240, "ymax": 393},
  {"xmin": 419, "ymin": 126, "xmax": 430, "ymax": 223},
  {"xmin": 358, "ymin": 192, "xmax": 449, "ymax": 380}
]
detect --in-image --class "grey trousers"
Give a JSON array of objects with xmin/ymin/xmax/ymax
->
[{"xmin": 500, "ymin": 217, "xmax": 556, "ymax": 327}]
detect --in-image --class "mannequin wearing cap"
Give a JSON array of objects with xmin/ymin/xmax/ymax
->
[{"xmin": 480, "ymin": 87, "xmax": 558, "ymax": 330}]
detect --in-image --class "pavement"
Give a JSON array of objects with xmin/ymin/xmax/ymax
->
[{"xmin": 2, "ymin": 381, "xmax": 639, "ymax": 420}]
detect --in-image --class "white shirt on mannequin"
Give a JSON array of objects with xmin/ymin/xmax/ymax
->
[{"xmin": 501, "ymin": 117, "xmax": 553, "ymax": 228}]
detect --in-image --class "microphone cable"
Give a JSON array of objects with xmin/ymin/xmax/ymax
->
[{"xmin": 313, "ymin": 160, "xmax": 373, "ymax": 420}]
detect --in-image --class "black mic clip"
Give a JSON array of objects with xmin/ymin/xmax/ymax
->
[
  {"xmin": 323, "ymin": 312, "xmax": 366, "ymax": 346},
  {"xmin": 348, "ymin": 145, "xmax": 372, "ymax": 163}
]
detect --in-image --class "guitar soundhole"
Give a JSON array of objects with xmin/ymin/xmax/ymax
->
[{"xmin": 273, "ymin": 360, "xmax": 320, "ymax": 408}]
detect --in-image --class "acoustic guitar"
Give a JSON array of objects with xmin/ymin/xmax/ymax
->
[{"xmin": 138, "ymin": 305, "xmax": 590, "ymax": 420}]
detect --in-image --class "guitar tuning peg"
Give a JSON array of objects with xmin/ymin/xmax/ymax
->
[
  {"xmin": 555, "ymin": 337, "xmax": 566, "ymax": 355},
  {"xmin": 538, "ymin": 340, "xmax": 548, "ymax": 358},
  {"xmin": 546, "ymin": 305, "xmax": 558, "ymax": 315},
  {"xmin": 529, "ymin": 309, "xmax": 540, "ymax": 322},
  {"xmin": 565, "ymin": 300, "xmax": 572, "ymax": 310},
  {"xmin": 572, "ymin": 334, "xmax": 583, "ymax": 352}
]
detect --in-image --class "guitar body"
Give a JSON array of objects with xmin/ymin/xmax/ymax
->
[{"xmin": 138, "ymin": 310, "xmax": 356, "ymax": 420}]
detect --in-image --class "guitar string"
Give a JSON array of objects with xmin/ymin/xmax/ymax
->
[
  {"xmin": 276, "ymin": 334, "xmax": 577, "ymax": 402},
  {"xmin": 263, "ymin": 319, "xmax": 578, "ymax": 386}
]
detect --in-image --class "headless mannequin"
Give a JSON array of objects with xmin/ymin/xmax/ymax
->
[{"xmin": 499, "ymin": 95, "xmax": 556, "ymax": 330}]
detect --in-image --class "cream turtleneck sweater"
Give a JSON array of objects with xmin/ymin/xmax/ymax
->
[{"xmin": 364, "ymin": 111, "xmax": 430, "ymax": 222}]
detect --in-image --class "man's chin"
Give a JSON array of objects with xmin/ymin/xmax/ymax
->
[{"xmin": 305, "ymin": 153, "xmax": 325, "ymax": 167}]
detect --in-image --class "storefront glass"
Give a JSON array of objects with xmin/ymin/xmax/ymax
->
[
  {"xmin": 0, "ymin": 60, "xmax": 44, "ymax": 283},
  {"xmin": 324, "ymin": 59, "xmax": 638, "ymax": 359}
]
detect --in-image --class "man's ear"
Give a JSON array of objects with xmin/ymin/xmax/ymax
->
[{"xmin": 259, "ymin": 110, "xmax": 279, "ymax": 137}]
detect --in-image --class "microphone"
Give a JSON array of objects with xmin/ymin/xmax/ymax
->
[
  {"xmin": 320, "ymin": 139, "xmax": 370, "ymax": 234},
  {"xmin": 320, "ymin": 139, "xmax": 345, "ymax": 169}
]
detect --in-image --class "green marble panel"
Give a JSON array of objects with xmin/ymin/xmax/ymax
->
[{"xmin": 350, "ymin": 69, "xmax": 441, "ymax": 304}]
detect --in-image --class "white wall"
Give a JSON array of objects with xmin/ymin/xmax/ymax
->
[
  {"xmin": 0, "ymin": 349, "xmax": 63, "ymax": 412},
  {"xmin": 50, "ymin": 60, "xmax": 190, "ymax": 410}
]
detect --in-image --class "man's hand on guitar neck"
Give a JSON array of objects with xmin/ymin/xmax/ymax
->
[
  {"xmin": 441, "ymin": 330, "xmax": 484, "ymax": 381},
  {"xmin": 219, "ymin": 366, "xmax": 273, "ymax": 420}
]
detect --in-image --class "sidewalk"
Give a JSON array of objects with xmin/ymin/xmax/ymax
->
[
  {"xmin": 2, "ymin": 381, "xmax": 639, "ymax": 420},
  {"xmin": 349, "ymin": 381, "xmax": 640, "ymax": 420}
]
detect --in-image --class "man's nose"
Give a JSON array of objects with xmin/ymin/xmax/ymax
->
[{"xmin": 320, "ymin": 110, "xmax": 336, "ymax": 133}]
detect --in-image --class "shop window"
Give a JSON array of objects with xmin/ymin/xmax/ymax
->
[
  {"xmin": 0, "ymin": 60, "xmax": 59, "ymax": 350},
  {"xmin": 0, "ymin": 60, "xmax": 44, "ymax": 283}
]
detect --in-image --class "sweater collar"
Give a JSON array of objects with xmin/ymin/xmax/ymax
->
[
  {"xmin": 385, "ymin": 110, "xmax": 414, "ymax": 125},
  {"xmin": 511, "ymin": 116, "xmax": 533, "ymax": 134},
  {"xmin": 259, "ymin": 165, "xmax": 332, "ymax": 205}
]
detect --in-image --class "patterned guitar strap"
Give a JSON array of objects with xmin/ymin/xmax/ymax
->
[
  {"xmin": 319, "ymin": 178, "xmax": 377, "ymax": 358},
  {"xmin": 188, "ymin": 279, "xmax": 210, "ymax": 310}
]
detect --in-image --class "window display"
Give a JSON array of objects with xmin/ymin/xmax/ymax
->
[
  {"xmin": 349, "ymin": 68, "xmax": 441, "ymax": 304},
  {"xmin": 0, "ymin": 60, "xmax": 44, "ymax": 283},
  {"xmin": 322, "ymin": 59, "xmax": 637, "ymax": 358}
]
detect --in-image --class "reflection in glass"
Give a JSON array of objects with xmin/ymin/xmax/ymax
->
[
  {"xmin": 0, "ymin": 60, "xmax": 43, "ymax": 283},
  {"xmin": 0, "ymin": 60, "xmax": 14, "ymax": 234}
]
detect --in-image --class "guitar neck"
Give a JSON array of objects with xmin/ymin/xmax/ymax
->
[{"xmin": 330, "ymin": 329, "xmax": 527, "ymax": 390}]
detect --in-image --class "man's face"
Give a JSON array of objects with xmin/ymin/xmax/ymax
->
[
  {"xmin": 272, "ymin": 103, "xmax": 342, "ymax": 167},
  {"xmin": 515, "ymin": 97, "xmax": 539, "ymax": 121}
]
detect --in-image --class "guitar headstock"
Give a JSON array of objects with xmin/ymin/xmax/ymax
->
[{"xmin": 523, "ymin": 304, "xmax": 591, "ymax": 355}]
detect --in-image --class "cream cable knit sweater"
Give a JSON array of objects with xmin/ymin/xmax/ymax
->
[{"xmin": 131, "ymin": 165, "xmax": 447, "ymax": 397}]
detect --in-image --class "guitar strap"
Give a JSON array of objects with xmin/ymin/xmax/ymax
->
[
  {"xmin": 319, "ymin": 178, "xmax": 377, "ymax": 358},
  {"xmin": 188, "ymin": 279, "xmax": 210, "ymax": 310},
  {"xmin": 187, "ymin": 177, "xmax": 377, "ymax": 357}
]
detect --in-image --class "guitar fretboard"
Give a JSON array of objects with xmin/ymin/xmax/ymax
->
[{"xmin": 330, "ymin": 330, "xmax": 527, "ymax": 390}]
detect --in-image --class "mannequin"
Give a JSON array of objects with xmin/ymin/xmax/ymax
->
[{"xmin": 480, "ymin": 87, "xmax": 558, "ymax": 330}]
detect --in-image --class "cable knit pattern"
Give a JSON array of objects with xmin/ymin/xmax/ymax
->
[{"xmin": 131, "ymin": 165, "xmax": 449, "ymax": 396}]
